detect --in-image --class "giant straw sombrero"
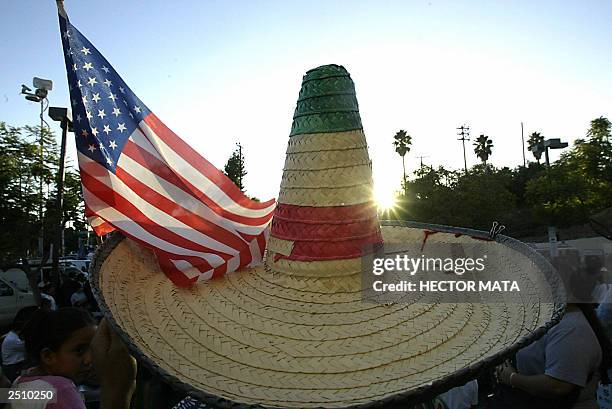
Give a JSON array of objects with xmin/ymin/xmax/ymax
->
[{"xmin": 91, "ymin": 64, "xmax": 565, "ymax": 408}]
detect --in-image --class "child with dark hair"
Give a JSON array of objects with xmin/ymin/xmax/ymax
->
[
  {"xmin": 1, "ymin": 306, "xmax": 38, "ymax": 382},
  {"xmin": 9, "ymin": 308, "xmax": 96, "ymax": 408},
  {"xmin": 8, "ymin": 308, "xmax": 136, "ymax": 409}
]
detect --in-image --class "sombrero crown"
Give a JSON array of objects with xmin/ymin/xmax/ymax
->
[
  {"xmin": 267, "ymin": 64, "xmax": 382, "ymax": 275},
  {"xmin": 93, "ymin": 64, "xmax": 564, "ymax": 408}
]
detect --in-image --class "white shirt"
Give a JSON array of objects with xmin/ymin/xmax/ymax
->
[
  {"xmin": 592, "ymin": 283, "xmax": 612, "ymax": 304},
  {"xmin": 438, "ymin": 380, "xmax": 478, "ymax": 409},
  {"xmin": 1, "ymin": 331, "xmax": 25, "ymax": 365},
  {"xmin": 70, "ymin": 290, "xmax": 88, "ymax": 307},
  {"xmin": 40, "ymin": 293, "xmax": 57, "ymax": 311}
]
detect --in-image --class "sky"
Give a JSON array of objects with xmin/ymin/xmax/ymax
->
[{"xmin": 1, "ymin": 0, "xmax": 611, "ymax": 204}]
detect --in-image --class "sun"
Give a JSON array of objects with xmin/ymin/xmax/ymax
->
[{"xmin": 374, "ymin": 186, "xmax": 397, "ymax": 212}]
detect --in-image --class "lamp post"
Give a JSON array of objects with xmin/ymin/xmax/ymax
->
[
  {"xmin": 542, "ymin": 138, "xmax": 569, "ymax": 168},
  {"xmin": 21, "ymin": 77, "xmax": 53, "ymax": 259},
  {"xmin": 530, "ymin": 138, "xmax": 569, "ymax": 168},
  {"xmin": 535, "ymin": 137, "xmax": 569, "ymax": 259},
  {"xmin": 49, "ymin": 107, "xmax": 72, "ymax": 289}
]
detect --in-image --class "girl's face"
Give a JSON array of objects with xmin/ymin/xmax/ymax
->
[{"xmin": 41, "ymin": 325, "xmax": 97, "ymax": 383}]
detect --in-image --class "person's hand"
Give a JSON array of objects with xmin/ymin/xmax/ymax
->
[
  {"xmin": 91, "ymin": 318, "xmax": 137, "ymax": 409},
  {"xmin": 495, "ymin": 360, "xmax": 517, "ymax": 387}
]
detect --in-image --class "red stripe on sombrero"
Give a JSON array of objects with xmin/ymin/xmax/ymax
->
[
  {"xmin": 273, "ymin": 202, "xmax": 378, "ymax": 223},
  {"xmin": 271, "ymin": 202, "xmax": 383, "ymax": 260},
  {"xmin": 287, "ymin": 232, "xmax": 383, "ymax": 260}
]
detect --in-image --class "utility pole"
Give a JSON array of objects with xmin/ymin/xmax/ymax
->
[
  {"xmin": 416, "ymin": 155, "xmax": 429, "ymax": 169},
  {"xmin": 49, "ymin": 107, "xmax": 72, "ymax": 290},
  {"xmin": 457, "ymin": 125, "xmax": 470, "ymax": 172},
  {"xmin": 237, "ymin": 142, "xmax": 243, "ymax": 191},
  {"xmin": 521, "ymin": 122, "xmax": 526, "ymax": 167}
]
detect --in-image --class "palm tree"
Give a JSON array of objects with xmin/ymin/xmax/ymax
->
[
  {"xmin": 393, "ymin": 130, "xmax": 412, "ymax": 196},
  {"xmin": 527, "ymin": 132, "xmax": 545, "ymax": 163},
  {"xmin": 473, "ymin": 134, "xmax": 493, "ymax": 165}
]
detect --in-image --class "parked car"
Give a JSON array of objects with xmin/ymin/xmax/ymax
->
[
  {"xmin": 0, "ymin": 268, "xmax": 31, "ymax": 292},
  {"xmin": 0, "ymin": 277, "xmax": 37, "ymax": 328},
  {"xmin": 13, "ymin": 261, "xmax": 88, "ymax": 284},
  {"xmin": 61, "ymin": 259, "xmax": 90, "ymax": 273}
]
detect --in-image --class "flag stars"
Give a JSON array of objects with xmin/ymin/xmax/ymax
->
[
  {"xmin": 97, "ymin": 109, "xmax": 106, "ymax": 119},
  {"xmin": 77, "ymin": 80, "xmax": 83, "ymax": 88},
  {"xmin": 72, "ymin": 63, "xmax": 78, "ymax": 71},
  {"xmin": 76, "ymin": 114, "xmax": 82, "ymax": 123},
  {"xmin": 112, "ymin": 107, "xmax": 121, "ymax": 117},
  {"xmin": 106, "ymin": 156, "xmax": 113, "ymax": 166},
  {"xmin": 87, "ymin": 144, "xmax": 96, "ymax": 153},
  {"xmin": 91, "ymin": 127, "xmax": 99, "ymax": 137},
  {"xmin": 133, "ymin": 105, "xmax": 141, "ymax": 114},
  {"xmin": 129, "ymin": 112, "xmax": 134, "ymax": 119},
  {"xmin": 108, "ymin": 93, "xmax": 117, "ymax": 102},
  {"xmin": 62, "ymin": 30, "xmax": 71, "ymax": 39},
  {"xmin": 103, "ymin": 79, "xmax": 112, "ymax": 87},
  {"xmin": 119, "ymin": 87, "xmax": 125, "ymax": 94},
  {"xmin": 82, "ymin": 95, "xmax": 88, "ymax": 105},
  {"xmin": 103, "ymin": 125, "xmax": 111, "ymax": 135},
  {"xmin": 109, "ymin": 140, "xmax": 117, "ymax": 150},
  {"xmin": 81, "ymin": 47, "xmax": 91, "ymax": 55},
  {"xmin": 83, "ymin": 62, "xmax": 93, "ymax": 71},
  {"xmin": 117, "ymin": 123, "xmax": 126, "ymax": 133},
  {"xmin": 87, "ymin": 77, "xmax": 98, "ymax": 86},
  {"xmin": 92, "ymin": 93, "xmax": 101, "ymax": 103},
  {"xmin": 101, "ymin": 66, "xmax": 110, "ymax": 74},
  {"xmin": 81, "ymin": 129, "xmax": 89, "ymax": 138},
  {"xmin": 86, "ymin": 111, "xmax": 93, "ymax": 120}
]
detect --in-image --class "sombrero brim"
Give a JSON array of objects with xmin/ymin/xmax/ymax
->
[{"xmin": 90, "ymin": 221, "xmax": 565, "ymax": 408}]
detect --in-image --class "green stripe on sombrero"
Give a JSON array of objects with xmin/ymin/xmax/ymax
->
[{"xmin": 290, "ymin": 64, "xmax": 363, "ymax": 136}]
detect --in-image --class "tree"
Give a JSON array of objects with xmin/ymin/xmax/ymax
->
[
  {"xmin": 393, "ymin": 130, "xmax": 412, "ymax": 196},
  {"xmin": 525, "ymin": 163, "xmax": 597, "ymax": 227},
  {"xmin": 0, "ymin": 122, "xmax": 51, "ymax": 263},
  {"xmin": 527, "ymin": 132, "xmax": 545, "ymax": 163},
  {"xmin": 0, "ymin": 122, "xmax": 85, "ymax": 265},
  {"xmin": 587, "ymin": 116, "xmax": 611, "ymax": 142},
  {"xmin": 524, "ymin": 118, "xmax": 612, "ymax": 228},
  {"xmin": 399, "ymin": 165, "xmax": 457, "ymax": 224},
  {"xmin": 224, "ymin": 142, "xmax": 247, "ymax": 191},
  {"xmin": 473, "ymin": 134, "xmax": 493, "ymax": 165}
]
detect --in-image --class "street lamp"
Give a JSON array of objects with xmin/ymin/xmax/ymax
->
[
  {"xmin": 542, "ymin": 138, "xmax": 569, "ymax": 167},
  {"xmin": 49, "ymin": 107, "xmax": 72, "ymax": 289},
  {"xmin": 530, "ymin": 137, "xmax": 569, "ymax": 259},
  {"xmin": 530, "ymin": 138, "xmax": 569, "ymax": 167},
  {"xmin": 21, "ymin": 77, "xmax": 53, "ymax": 259}
]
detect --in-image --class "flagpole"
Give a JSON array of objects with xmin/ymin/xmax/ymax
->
[{"xmin": 56, "ymin": 0, "xmax": 68, "ymax": 19}]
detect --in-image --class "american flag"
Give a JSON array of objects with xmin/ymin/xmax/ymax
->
[{"xmin": 57, "ymin": 4, "xmax": 276, "ymax": 287}]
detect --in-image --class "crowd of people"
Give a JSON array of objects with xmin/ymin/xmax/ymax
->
[{"xmin": 0, "ymin": 255, "xmax": 610, "ymax": 409}]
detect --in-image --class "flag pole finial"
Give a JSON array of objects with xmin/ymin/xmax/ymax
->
[{"xmin": 56, "ymin": 0, "xmax": 68, "ymax": 19}]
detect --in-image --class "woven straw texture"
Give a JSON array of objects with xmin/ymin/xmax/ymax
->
[
  {"xmin": 92, "ymin": 224, "xmax": 562, "ymax": 408},
  {"xmin": 279, "ymin": 130, "xmax": 372, "ymax": 206},
  {"xmin": 290, "ymin": 65, "xmax": 362, "ymax": 136}
]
